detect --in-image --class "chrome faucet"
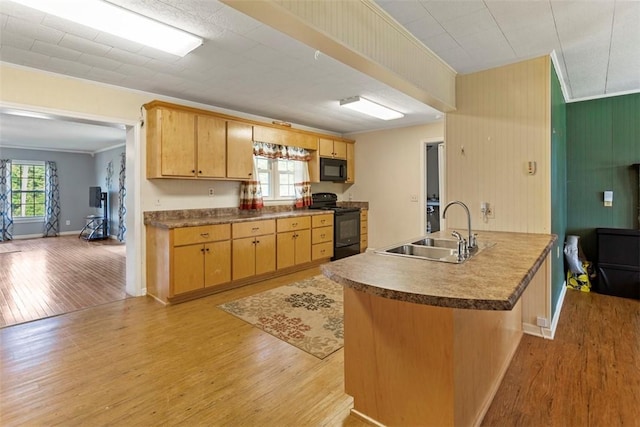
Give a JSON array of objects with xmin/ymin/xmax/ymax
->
[{"xmin": 442, "ymin": 201, "xmax": 476, "ymax": 251}]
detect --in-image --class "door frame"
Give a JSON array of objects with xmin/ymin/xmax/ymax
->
[
  {"xmin": 421, "ymin": 139, "xmax": 445, "ymax": 235},
  {"xmin": 0, "ymin": 101, "xmax": 144, "ymax": 297}
]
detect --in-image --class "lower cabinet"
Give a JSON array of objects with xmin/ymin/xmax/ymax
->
[
  {"xmin": 173, "ymin": 240, "xmax": 231, "ymax": 294},
  {"xmin": 232, "ymin": 234, "xmax": 276, "ymax": 280},
  {"xmin": 146, "ymin": 214, "xmax": 334, "ymax": 304},
  {"xmin": 232, "ymin": 219, "xmax": 276, "ymax": 280}
]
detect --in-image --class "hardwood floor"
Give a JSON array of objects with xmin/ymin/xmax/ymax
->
[
  {"xmin": 482, "ymin": 290, "xmax": 640, "ymax": 427},
  {"xmin": 0, "ymin": 236, "xmax": 126, "ymax": 328},
  {"xmin": 0, "ymin": 266, "xmax": 637, "ymax": 426}
]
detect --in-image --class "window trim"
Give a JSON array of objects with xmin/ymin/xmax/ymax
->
[
  {"xmin": 11, "ymin": 160, "xmax": 47, "ymax": 219},
  {"xmin": 254, "ymin": 156, "xmax": 296, "ymax": 202}
]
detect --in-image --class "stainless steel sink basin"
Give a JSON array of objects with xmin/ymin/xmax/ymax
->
[
  {"xmin": 411, "ymin": 237, "xmax": 459, "ymax": 250},
  {"xmin": 375, "ymin": 235, "xmax": 496, "ymax": 264}
]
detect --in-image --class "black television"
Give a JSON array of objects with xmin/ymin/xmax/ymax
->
[{"xmin": 89, "ymin": 186, "xmax": 102, "ymax": 208}]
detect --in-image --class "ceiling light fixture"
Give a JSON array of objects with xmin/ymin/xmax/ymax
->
[
  {"xmin": 11, "ymin": 0, "xmax": 203, "ymax": 57},
  {"xmin": 339, "ymin": 96, "xmax": 404, "ymax": 120}
]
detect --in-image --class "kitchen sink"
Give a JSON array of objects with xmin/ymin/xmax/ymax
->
[
  {"xmin": 376, "ymin": 235, "xmax": 495, "ymax": 264},
  {"xmin": 411, "ymin": 237, "xmax": 459, "ymax": 250}
]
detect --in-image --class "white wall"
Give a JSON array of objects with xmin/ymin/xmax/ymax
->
[{"xmin": 348, "ymin": 123, "xmax": 444, "ymax": 248}]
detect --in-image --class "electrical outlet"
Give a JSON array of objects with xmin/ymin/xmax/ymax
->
[
  {"xmin": 480, "ymin": 202, "xmax": 494, "ymax": 218},
  {"xmin": 208, "ymin": 188, "xmax": 215, "ymax": 197},
  {"xmin": 536, "ymin": 316, "xmax": 550, "ymax": 328},
  {"xmin": 410, "ymin": 194, "xmax": 418, "ymax": 202},
  {"xmin": 154, "ymin": 198, "xmax": 161, "ymax": 207},
  {"xmin": 65, "ymin": 220, "xmax": 71, "ymax": 226}
]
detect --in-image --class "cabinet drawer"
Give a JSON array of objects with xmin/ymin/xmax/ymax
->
[
  {"xmin": 232, "ymin": 219, "xmax": 276, "ymax": 239},
  {"xmin": 312, "ymin": 214, "xmax": 334, "ymax": 228},
  {"xmin": 173, "ymin": 224, "xmax": 230, "ymax": 246},
  {"xmin": 312, "ymin": 242, "xmax": 333, "ymax": 260},
  {"xmin": 360, "ymin": 209, "xmax": 368, "ymax": 221},
  {"xmin": 312, "ymin": 226, "xmax": 333, "ymax": 244},
  {"xmin": 277, "ymin": 216, "xmax": 311, "ymax": 232}
]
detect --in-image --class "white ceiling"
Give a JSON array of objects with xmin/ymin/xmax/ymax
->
[{"xmin": 0, "ymin": 0, "xmax": 638, "ymax": 152}]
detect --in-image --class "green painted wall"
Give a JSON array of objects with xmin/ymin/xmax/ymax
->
[
  {"xmin": 550, "ymin": 65, "xmax": 567, "ymax": 315},
  {"xmin": 566, "ymin": 93, "xmax": 640, "ymax": 261}
]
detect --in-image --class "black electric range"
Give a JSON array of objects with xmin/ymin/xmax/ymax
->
[{"xmin": 309, "ymin": 193, "xmax": 361, "ymax": 260}]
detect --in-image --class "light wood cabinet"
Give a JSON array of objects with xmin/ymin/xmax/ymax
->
[
  {"xmin": 226, "ymin": 121, "xmax": 254, "ymax": 179},
  {"xmin": 311, "ymin": 213, "xmax": 334, "ymax": 260},
  {"xmin": 346, "ymin": 142, "xmax": 355, "ymax": 183},
  {"xmin": 196, "ymin": 115, "xmax": 226, "ymax": 178},
  {"xmin": 254, "ymin": 125, "xmax": 318, "ymax": 150},
  {"xmin": 145, "ymin": 223, "xmax": 232, "ymax": 302},
  {"xmin": 319, "ymin": 138, "xmax": 347, "ymax": 159},
  {"xmin": 146, "ymin": 106, "xmax": 196, "ymax": 178},
  {"xmin": 232, "ymin": 220, "xmax": 276, "ymax": 280},
  {"xmin": 277, "ymin": 217, "xmax": 311, "ymax": 270},
  {"xmin": 360, "ymin": 209, "xmax": 368, "ymax": 252}
]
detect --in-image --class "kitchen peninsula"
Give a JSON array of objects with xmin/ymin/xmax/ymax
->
[{"xmin": 322, "ymin": 230, "xmax": 556, "ymax": 427}]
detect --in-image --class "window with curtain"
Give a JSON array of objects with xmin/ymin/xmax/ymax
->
[
  {"xmin": 255, "ymin": 156, "xmax": 297, "ymax": 200},
  {"xmin": 11, "ymin": 161, "xmax": 46, "ymax": 219}
]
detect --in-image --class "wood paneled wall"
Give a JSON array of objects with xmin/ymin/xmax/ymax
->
[
  {"xmin": 566, "ymin": 93, "xmax": 640, "ymax": 261},
  {"xmin": 445, "ymin": 56, "xmax": 553, "ymax": 331},
  {"xmin": 445, "ymin": 56, "xmax": 551, "ymax": 235}
]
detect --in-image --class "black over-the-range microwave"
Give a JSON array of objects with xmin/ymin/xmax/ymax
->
[{"xmin": 319, "ymin": 157, "xmax": 347, "ymax": 182}]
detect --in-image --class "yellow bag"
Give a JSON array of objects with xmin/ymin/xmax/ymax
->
[{"xmin": 566, "ymin": 261, "xmax": 592, "ymax": 292}]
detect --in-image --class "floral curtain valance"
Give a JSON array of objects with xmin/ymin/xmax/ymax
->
[{"xmin": 253, "ymin": 141, "xmax": 311, "ymax": 162}]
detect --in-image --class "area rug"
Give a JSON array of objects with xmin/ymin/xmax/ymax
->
[{"xmin": 218, "ymin": 275, "xmax": 343, "ymax": 359}]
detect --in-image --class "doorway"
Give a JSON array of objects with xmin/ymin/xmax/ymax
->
[{"xmin": 424, "ymin": 142, "xmax": 445, "ymax": 234}]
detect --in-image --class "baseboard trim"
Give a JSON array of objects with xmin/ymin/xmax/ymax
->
[
  {"xmin": 13, "ymin": 230, "xmax": 83, "ymax": 240},
  {"xmin": 523, "ymin": 282, "xmax": 567, "ymax": 340}
]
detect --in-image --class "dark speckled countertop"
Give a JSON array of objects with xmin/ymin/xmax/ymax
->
[
  {"xmin": 144, "ymin": 207, "xmax": 333, "ymax": 229},
  {"xmin": 322, "ymin": 230, "xmax": 556, "ymax": 311}
]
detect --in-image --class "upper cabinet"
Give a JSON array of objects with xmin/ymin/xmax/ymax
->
[
  {"xmin": 346, "ymin": 142, "xmax": 355, "ymax": 183},
  {"xmin": 319, "ymin": 138, "xmax": 347, "ymax": 159},
  {"xmin": 144, "ymin": 100, "xmax": 355, "ymax": 182},
  {"xmin": 254, "ymin": 125, "xmax": 317, "ymax": 151},
  {"xmin": 226, "ymin": 121, "xmax": 254, "ymax": 180}
]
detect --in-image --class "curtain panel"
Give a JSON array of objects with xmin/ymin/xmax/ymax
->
[
  {"xmin": 0, "ymin": 159, "xmax": 13, "ymax": 241},
  {"xmin": 117, "ymin": 152, "xmax": 127, "ymax": 242},
  {"xmin": 43, "ymin": 161, "xmax": 61, "ymax": 237},
  {"xmin": 239, "ymin": 160, "xmax": 264, "ymax": 210}
]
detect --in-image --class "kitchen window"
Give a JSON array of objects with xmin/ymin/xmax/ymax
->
[
  {"xmin": 11, "ymin": 161, "xmax": 46, "ymax": 220},
  {"xmin": 255, "ymin": 156, "xmax": 296, "ymax": 200}
]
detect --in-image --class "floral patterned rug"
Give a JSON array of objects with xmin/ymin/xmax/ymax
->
[{"xmin": 218, "ymin": 275, "xmax": 343, "ymax": 359}]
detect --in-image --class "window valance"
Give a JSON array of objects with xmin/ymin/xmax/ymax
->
[{"xmin": 253, "ymin": 141, "xmax": 311, "ymax": 162}]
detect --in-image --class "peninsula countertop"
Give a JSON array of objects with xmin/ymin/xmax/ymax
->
[{"xmin": 322, "ymin": 230, "xmax": 556, "ymax": 310}]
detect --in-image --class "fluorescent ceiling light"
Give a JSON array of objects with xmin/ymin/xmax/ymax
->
[
  {"xmin": 339, "ymin": 96, "xmax": 404, "ymax": 120},
  {"xmin": 12, "ymin": 0, "xmax": 203, "ymax": 57}
]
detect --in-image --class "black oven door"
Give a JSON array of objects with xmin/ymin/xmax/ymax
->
[
  {"xmin": 333, "ymin": 210, "xmax": 360, "ymax": 260},
  {"xmin": 320, "ymin": 157, "xmax": 347, "ymax": 182}
]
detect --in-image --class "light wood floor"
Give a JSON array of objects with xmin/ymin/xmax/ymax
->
[
  {"xmin": 0, "ymin": 236, "xmax": 127, "ymax": 328},
  {"xmin": 0, "ymin": 267, "xmax": 637, "ymax": 426}
]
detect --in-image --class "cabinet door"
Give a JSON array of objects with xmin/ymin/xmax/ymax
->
[
  {"xmin": 232, "ymin": 237, "xmax": 256, "ymax": 281},
  {"xmin": 161, "ymin": 108, "xmax": 196, "ymax": 177},
  {"xmin": 295, "ymin": 228, "xmax": 311, "ymax": 265},
  {"xmin": 197, "ymin": 115, "xmax": 226, "ymax": 178},
  {"xmin": 255, "ymin": 234, "xmax": 276, "ymax": 275},
  {"xmin": 227, "ymin": 121, "xmax": 254, "ymax": 179},
  {"xmin": 333, "ymin": 141, "xmax": 347, "ymax": 159},
  {"xmin": 346, "ymin": 143, "xmax": 355, "ymax": 183},
  {"xmin": 173, "ymin": 244, "xmax": 204, "ymax": 295},
  {"xmin": 319, "ymin": 138, "xmax": 334, "ymax": 157},
  {"xmin": 277, "ymin": 231, "xmax": 296, "ymax": 270},
  {"xmin": 204, "ymin": 240, "xmax": 231, "ymax": 287}
]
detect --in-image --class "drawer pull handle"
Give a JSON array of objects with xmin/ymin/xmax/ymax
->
[
  {"xmin": 320, "ymin": 234, "xmax": 325, "ymax": 238},
  {"xmin": 292, "ymin": 222, "xmax": 297, "ymax": 226},
  {"xmin": 252, "ymin": 227, "xmax": 259, "ymax": 231},
  {"xmin": 200, "ymin": 233, "xmax": 209, "ymax": 238},
  {"xmin": 321, "ymin": 249, "xmax": 325, "ymax": 253}
]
